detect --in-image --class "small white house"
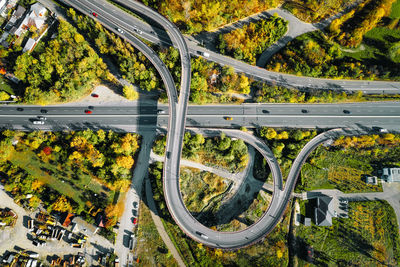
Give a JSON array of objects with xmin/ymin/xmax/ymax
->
[{"xmin": 382, "ymin": 168, "xmax": 400, "ymax": 182}]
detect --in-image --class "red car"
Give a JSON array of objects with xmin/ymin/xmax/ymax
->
[
  {"xmin": 132, "ymin": 217, "xmax": 137, "ymax": 224},
  {"xmin": 85, "ymin": 110, "xmax": 92, "ymax": 114},
  {"xmin": 92, "ymin": 12, "xmax": 98, "ymax": 17},
  {"xmin": 91, "ymin": 93, "xmax": 99, "ymax": 98}
]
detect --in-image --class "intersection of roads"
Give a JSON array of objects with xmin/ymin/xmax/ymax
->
[{"xmin": 2, "ymin": 0, "xmax": 400, "ymax": 260}]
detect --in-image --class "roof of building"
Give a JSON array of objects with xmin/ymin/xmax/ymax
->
[
  {"xmin": 0, "ymin": 0, "xmax": 7, "ymax": 11},
  {"xmin": 96, "ymin": 214, "xmax": 105, "ymax": 228},
  {"xmin": 382, "ymin": 167, "xmax": 400, "ymax": 182},
  {"xmin": 61, "ymin": 213, "xmax": 74, "ymax": 227},
  {"xmin": 14, "ymin": 5, "xmax": 26, "ymax": 18},
  {"xmin": 72, "ymin": 217, "xmax": 98, "ymax": 236},
  {"xmin": 314, "ymin": 196, "xmax": 333, "ymax": 226},
  {"xmin": 30, "ymin": 2, "xmax": 46, "ymax": 17},
  {"xmin": 23, "ymin": 37, "xmax": 35, "ymax": 52}
]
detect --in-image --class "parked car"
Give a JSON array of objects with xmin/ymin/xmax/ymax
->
[
  {"xmin": 132, "ymin": 217, "xmax": 137, "ymax": 224},
  {"xmin": 133, "ymin": 201, "xmax": 138, "ymax": 208},
  {"xmin": 91, "ymin": 93, "xmax": 99, "ymax": 98}
]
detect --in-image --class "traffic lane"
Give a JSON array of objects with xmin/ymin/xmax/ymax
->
[
  {"xmin": 78, "ymin": 0, "xmax": 172, "ymax": 46},
  {"xmin": 0, "ymin": 105, "xmax": 160, "ymax": 115},
  {"xmin": 3, "ymin": 114, "xmax": 400, "ymax": 129}
]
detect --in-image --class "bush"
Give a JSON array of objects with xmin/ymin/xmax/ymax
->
[{"xmin": 123, "ymin": 85, "xmax": 139, "ymax": 100}]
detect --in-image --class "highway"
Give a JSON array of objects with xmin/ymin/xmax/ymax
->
[
  {"xmin": 75, "ymin": 0, "xmax": 400, "ymax": 94},
  {"xmin": 6, "ymin": 0, "xmax": 400, "ymax": 252},
  {"xmin": 2, "ymin": 103, "xmax": 400, "ymax": 130}
]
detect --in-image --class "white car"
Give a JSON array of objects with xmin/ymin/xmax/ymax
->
[
  {"xmin": 37, "ymin": 116, "xmax": 46, "ymax": 120},
  {"xmin": 33, "ymin": 120, "xmax": 44, "ymax": 125},
  {"xmin": 379, "ymin": 128, "xmax": 388, "ymax": 133},
  {"xmin": 133, "ymin": 27, "xmax": 143, "ymax": 34},
  {"xmin": 117, "ymin": 28, "xmax": 124, "ymax": 34}
]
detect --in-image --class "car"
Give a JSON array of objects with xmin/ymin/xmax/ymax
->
[
  {"xmin": 133, "ymin": 27, "xmax": 143, "ymax": 34},
  {"xmin": 306, "ymin": 246, "xmax": 314, "ymax": 262},
  {"xmin": 88, "ymin": 106, "xmax": 94, "ymax": 110},
  {"xmin": 129, "ymin": 237, "xmax": 133, "ymax": 250},
  {"xmin": 301, "ymin": 109, "xmax": 309, "ymax": 114},
  {"xmin": 40, "ymin": 109, "xmax": 47, "ymax": 114},
  {"xmin": 92, "ymin": 12, "xmax": 98, "ymax": 17},
  {"xmin": 379, "ymin": 128, "xmax": 388, "ymax": 133},
  {"xmin": 33, "ymin": 120, "xmax": 44, "ymax": 125},
  {"xmin": 17, "ymin": 107, "xmax": 24, "ymax": 111},
  {"xmin": 343, "ymin": 109, "xmax": 351, "ymax": 114},
  {"xmin": 91, "ymin": 93, "xmax": 99, "ymax": 98},
  {"xmin": 132, "ymin": 201, "xmax": 138, "ymax": 209},
  {"xmin": 85, "ymin": 110, "xmax": 92, "ymax": 114},
  {"xmin": 32, "ymin": 240, "xmax": 39, "ymax": 247},
  {"xmin": 132, "ymin": 210, "xmax": 137, "ymax": 216},
  {"xmin": 157, "ymin": 109, "xmax": 166, "ymax": 114},
  {"xmin": 196, "ymin": 51, "xmax": 210, "ymax": 57},
  {"xmin": 262, "ymin": 110, "xmax": 269, "ymax": 114},
  {"xmin": 132, "ymin": 217, "xmax": 137, "ymax": 224},
  {"xmin": 224, "ymin": 117, "xmax": 233, "ymax": 121},
  {"xmin": 117, "ymin": 28, "xmax": 124, "ymax": 34},
  {"xmin": 340, "ymin": 199, "xmax": 348, "ymax": 204},
  {"xmin": 37, "ymin": 116, "xmax": 46, "ymax": 121}
]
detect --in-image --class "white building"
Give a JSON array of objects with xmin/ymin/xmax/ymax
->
[
  {"xmin": 14, "ymin": 3, "xmax": 47, "ymax": 37},
  {"xmin": 382, "ymin": 168, "xmax": 400, "ymax": 182}
]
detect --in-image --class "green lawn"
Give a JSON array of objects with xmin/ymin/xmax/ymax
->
[
  {"xmin": 0, "ymin": 76, "xmax": 15, "ymax": 95},
  {"xmin": 343, "ymin": 27, "xmax": 400, "ymax": 61},
  {"xmin": 299, "ymin": 146, "xmax": 383, "ymax": 193},
  {"xmin": 390, "ymin": 0, "xmax": 400, "ymax": 18},
  {"xmin": 136, "ymin": 198, "xmax": 178, "ymax": 267}
]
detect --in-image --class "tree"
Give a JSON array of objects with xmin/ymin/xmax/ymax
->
[
  {"xmin": 0, "ymin": 91, "xmax": 9, "ymax": 101},
  {"xmin": 50, "ymin": 195, "xmax": 73, "ymax": 213},
  {"xmin": 116, "ymin": 155, "xmax": 134, "ymax": 169},
  {"xmin": 123, "ymin": 85, "xmax": 139, "ymax": 100},
  {"xmin": 389, "ymin": 42, "xmax": 400, "ymax": 63}
]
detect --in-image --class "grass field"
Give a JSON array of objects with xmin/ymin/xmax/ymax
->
[
  {"xmin": 343, "ymin": 27, "xmax": 400, "ymax": 61},
  {"xmin": 180, "ymin": 167, "xmax": 230, "ymax": 214},
  {"xmin": 0, "ymin": 76, "xmax": 15, "ymax": 95},
  {"xmin": 295, "ymin": 200, "xmax": 400, "ymax": 266},
  {"xmin": 299, "ymin": 146, "xmax": 383, "ymax": 193},
  {"xmin": 136, "ymin": 199, "xmax": 178, "ymax": 267},
  {"xmin": 390, "ymin": 0, "xmax": 400, "ymax": 18}
]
